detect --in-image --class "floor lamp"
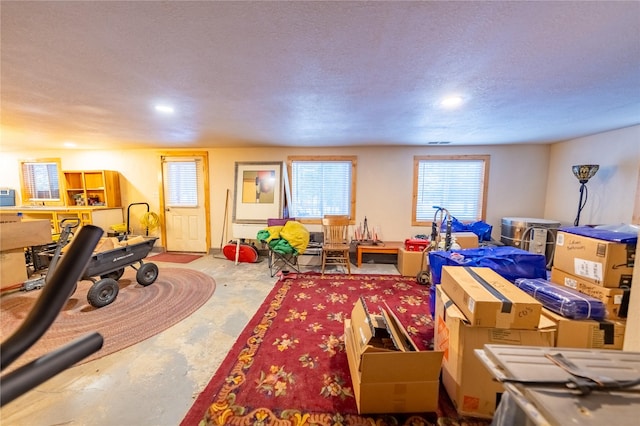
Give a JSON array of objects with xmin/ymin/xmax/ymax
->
[{"xmin": 572, "ymin": 164, "xmax": 599, "ymax": 226}]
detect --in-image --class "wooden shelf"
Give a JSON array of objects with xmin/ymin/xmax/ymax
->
[{"xmin": 63, "ymin": 170, "xmax": 121, "ymax": 207}]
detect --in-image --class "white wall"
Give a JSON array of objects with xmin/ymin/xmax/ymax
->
[
  {"xmin": 3, "ymin": 124, "xmax": 638, "ymax": 249},
  {"xmin": 3, "ymin": 131, "xmax": 637, "ymax": 349},
  {"xmin": 545, "ymin": 125, "xmax": 640, "ymax": 225},
  {"xmin": 0, "ymin": 144, "xmax": 551, "ymax": 247},
  {"xmin": 543, "ymin": 125, "xmax": 640, "ymax": 352}
]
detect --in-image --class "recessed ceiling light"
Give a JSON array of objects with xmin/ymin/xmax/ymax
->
[
  {"xmin": 440, "ymin": 95, "xmax": 464, "ymax": 109},
  {"xmin": 63, "ymin": 141, "xmax": 77, "ymax": 148},
  {"xmin": 154, "ymin": 104, "xmax": 175, "ymax": 114}
]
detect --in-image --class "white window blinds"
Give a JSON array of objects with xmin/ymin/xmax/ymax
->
[
  {"xmin": 290, "ymin": 160, "xmax": 352, "ymax": 218},
  {"xmin": 166, "ymin": 160, "xmax": 199, "ymax": 207},
  {"xmin": 21, "ymin": 162, "xmax": 60, "ymax": 200},
  {"xmin": 415, "ymin": 158, "xmax": 486, "ymax": 222}
]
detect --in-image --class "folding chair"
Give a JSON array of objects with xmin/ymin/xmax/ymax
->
[
  {"xmin": 261, "ymin": 218, "xmax": 301, "ymax": 277},
  {"xmin": 321, "ymin": 215, "xmax": 351, "ymax": 276}
]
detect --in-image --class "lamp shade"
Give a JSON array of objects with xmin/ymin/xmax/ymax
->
[{"xmin": 572, "ymin": 164, "xmax": 599, "ymax": 184}]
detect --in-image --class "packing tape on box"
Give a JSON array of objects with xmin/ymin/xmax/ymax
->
[{"xmin": 463, "ymin": 266, "xmax": 513, "ymax": 314}]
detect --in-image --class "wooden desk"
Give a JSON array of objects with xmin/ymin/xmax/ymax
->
[{"xmin": 355, "ymin": 241, "xmax": 403, "ymax": 267}]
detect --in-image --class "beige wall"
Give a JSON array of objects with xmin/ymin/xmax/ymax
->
[
  {"xmin": 2, "ymin": 125, "xmax": 638, "ymax": 247},
  {"xmin": 2, "ymin": 127, "xmax": 638, "ymax": 348},
  {"xmin": 545, "ymin": 125, "xmax": 640, "ymax": 225},
  {"xmin": 542, "ymin": 124, "xmax": 640, "ymax": 351},
  {"xmin": 1, "ymin": 144, "xmax": 552, "ymax": 247}
]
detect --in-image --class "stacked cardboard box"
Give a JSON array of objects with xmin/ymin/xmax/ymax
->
[
  {"xmin": 434, "ymin": 266, "xmax": 554, "ymax": 419},
  {"xmin": 553, "ymin": 230, "xmax": 635, "ymax": 288},
  {"xmin": 550, "ymin": 267, "xmax": 628, "ymax": 320},
  {"xmin": 541, "ymin": 307, "xmax": 625, "ymax": 349},
  {"xmin": 549, "ymin": 229, "xmax": 633, "ymax": 344},
  {"xmin": 0, "ymin": 214, "xmax": 52, "ymax": 289}
]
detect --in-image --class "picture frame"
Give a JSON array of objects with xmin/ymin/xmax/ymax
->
[{"xmin": 232, "ymin": 162, "xmax": 284, "ymax": 223}]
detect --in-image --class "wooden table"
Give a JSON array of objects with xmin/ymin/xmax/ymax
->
[{"xmin": 355, "ymin": 241, "xmax": 403, "ymax": 267}]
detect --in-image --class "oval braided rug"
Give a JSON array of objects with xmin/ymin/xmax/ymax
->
[{"xmin": 0, "ymin": 267, "xmax": 216, "ymax": 372}]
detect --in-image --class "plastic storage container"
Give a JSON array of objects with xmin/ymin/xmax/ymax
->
[
  {"xmin": 404, "ymin": 238, "xmax": 429, "ymax": 251},
  {"xmin": 0, "ymin": 188, "xmax": 16, "ymax": 206}
]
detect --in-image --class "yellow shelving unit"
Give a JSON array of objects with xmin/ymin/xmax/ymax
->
[{"xmin": 63, "ymin": 170, "xmax": 121, "ymax": 207}]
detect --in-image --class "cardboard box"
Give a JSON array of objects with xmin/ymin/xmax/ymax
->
[
  {"xmin": 553, "ymin": 231, "xmax": 635, "ymax": 288},
  {"xmin": 541, "ymin": 308, "xmax": 625, "ymax": 349},
  {"xmin": 396, "ymin": 247, "xmax": 425, "ymax": 277},
  {"xmin": 0, "ymin": 219, "xmax": 52, "ymax": 251},
  {"xmin": 0, "ymin": 213, "xmax": 22, "ymax": 223},
  {"xmin": 344, "ymin": 298, "xmax": 443, "ymax": 414},
  {"xmin": 0, "ymin": 248, "xmax": 28, "ymax": 289},
  {"xmin": 434, "ymin": 286, "xmax": 555, "ymax": 418},
  {"xmin": 550, "ymin": 267, "xmax": 628, "ymax": 320},
  {"xmin": 440, "ymin": 266, "xmax": 542, "ymax": 329},
  {"xmin": 452, "ymin": 232, "xmax": 479, "ymax": 249}
]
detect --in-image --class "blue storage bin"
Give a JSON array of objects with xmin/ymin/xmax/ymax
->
[{"xmin": 0, "ymin": 188, "xmax": 16, "ymax": 206}]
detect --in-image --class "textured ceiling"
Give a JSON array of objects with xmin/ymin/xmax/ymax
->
[{"xmin": 1, "ymin": 1, "xmax": 639, "ymax": 151}]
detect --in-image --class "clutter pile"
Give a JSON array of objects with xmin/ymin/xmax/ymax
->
[{"xmin": 429, "ymin": 224, "xmax": 635, "ymax": 419}]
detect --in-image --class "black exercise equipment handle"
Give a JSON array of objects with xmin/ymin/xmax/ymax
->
[
  {"xmin": 0, "ymin": 225, "xmax": 105, "ymax": 405},
  {"xmin": 46, "ymin": 217, "xmax": 83, "ymax": 282},
  {"xmin": 1, "ymin": 332, "xmax": 103, "ymax": 406}
]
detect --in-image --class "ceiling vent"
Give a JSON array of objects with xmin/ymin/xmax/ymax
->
[{"xmin": 427, "ymin": 141, "xmax": 452, "ymax": 145}]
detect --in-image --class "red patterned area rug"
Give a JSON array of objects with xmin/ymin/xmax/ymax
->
[{"xmin": 181, "ymin": 273, "xmax": 490, "ymax": 426}]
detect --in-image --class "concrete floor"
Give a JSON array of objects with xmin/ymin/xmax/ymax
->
[{"xmin": 0, "ymin": 253, "xmax": 400, "ymax": 426}]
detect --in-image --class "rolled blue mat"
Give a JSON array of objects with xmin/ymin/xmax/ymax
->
[{"xmin": 514, "ymin": 278, "xmax": 606, "ymax": 320}]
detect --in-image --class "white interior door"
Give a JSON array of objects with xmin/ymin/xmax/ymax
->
[{"xmin": 162, "ymin": 156, "xmax": 207, "ymax": 252}]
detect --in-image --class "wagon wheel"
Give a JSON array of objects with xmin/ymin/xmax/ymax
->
[
  {"xmin": 136, "ymin": 263, "xmax": 159, "ymax": 286},
  {"xmin": 87, "ymin": 278, "xmax": 120, "ymax": 308},
  {"xmin": 100, "ymin": 268, "xmax": 125, "ymax": 281},
  {"xmin": 416, "ymin": 270, "xmax": 431, "ymax": 287}
]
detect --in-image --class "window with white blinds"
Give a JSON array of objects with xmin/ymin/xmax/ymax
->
[
  {"xmin": 413, "ymin": 155, "xmax": 489, "ymax": 224},
  {"xmin": 166, "ymin": 160, "xmax": 199, "ymax": 207},
  {"xmin": 288, "ymin": 157, "xmax": 356, "ymax": 220},
  {"xmin": 21, "ymin": 161, "xmax": 61, "ymax": 201}
]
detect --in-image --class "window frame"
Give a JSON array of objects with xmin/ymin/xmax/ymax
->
[
  {"xmin": 286, "ymin": 155, "xmax": 357, "ymax": 224},
  {"xmin": 164, "ymin": 158, "xmax": 200, "ymax": 208},
  {"xmin": 19, "ymin": 158, "xmax": 65, "ymax": 206},
  {"xmin": 412, "ymin": 155, "xmax": 490, "ymax": 226}
]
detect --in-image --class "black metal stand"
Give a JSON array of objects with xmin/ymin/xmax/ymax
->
[{"xmin": 574, "ymin": 183, "xmax": 587, "ymax": 226}]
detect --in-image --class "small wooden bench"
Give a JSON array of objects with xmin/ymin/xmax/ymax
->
[{"xmin": 355, "ymin": 241, "xmax": 404, "ymax": 267}]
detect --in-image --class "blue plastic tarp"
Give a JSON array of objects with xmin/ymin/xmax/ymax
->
[
  {"xmin": 441, "ymin": 216, "xmax": 493, "ymax": 242},
  {"xmin": 514, "ymin": 278, "xmax": 606, "ymax": 320},
  {"xmin": 558, "ymin": 226, "xmax": 637, "ymax": 244},
  {"xmin": 429, "ymin": 246, "xmax": 547, "ymax": 285}
]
